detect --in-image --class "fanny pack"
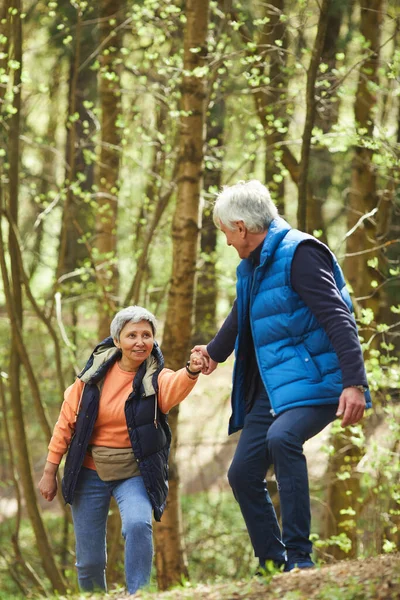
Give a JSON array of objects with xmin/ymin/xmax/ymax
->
[{"xmin": 89, "ymin": 445, "xmax": 140, "ymax": 481}]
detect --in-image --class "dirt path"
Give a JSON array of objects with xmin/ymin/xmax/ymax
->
[{"xmin": 132, "ymin": 552, "xmax": 400, "ymax": 600}]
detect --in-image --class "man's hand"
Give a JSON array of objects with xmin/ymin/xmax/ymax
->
[
  {"xmin": 336, "ymin": 387, "xmax": 365, "ymax": 427},
  {"xmin": 191, "ymin": 344, "xmax": 218, "ymax": 375},
  {"xmin": 38, "ymin": 462, "xmax": 59, "ymax": 502}
]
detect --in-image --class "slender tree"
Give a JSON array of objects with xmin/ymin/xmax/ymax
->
[
  {"xmin": 297, "ymin": 0, "xmax": 330, "ymax": 231},
  {"xmin": 0, "ymin": 0, "xmax": 67, "ymax": 591},
  {"xmin": 154, "ymin": 0, "xmax": 210, "ymax": 590},
  {"xmin": 308, "ymin": 0, "xmax": 347, "ymax": 241},
  {"xmin": 324, "ymin": 0, "xmax": 384, "ymax": 560},
  {"xmin": 95, "ymin": 0, "xmax": 123, "ymax": 339}
]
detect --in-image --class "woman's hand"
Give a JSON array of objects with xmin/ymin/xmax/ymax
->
[
  {"xmin": 188, "ymin": 350, "xmax": 207, "ymax": 374},
  {"xmin": 38, "ymin": 462, "xmax": 59, "ymax": 502}
]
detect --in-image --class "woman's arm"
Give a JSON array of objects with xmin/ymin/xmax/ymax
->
[
  {"xmin": 157, "ymin": 353, "xmax": 205, "ymax": 413},
  {"xmin": 38, "ymin": 379, "xmax": 84, "ymax": 502},
  {"xmin": 46, "ymin": 379, "xmax": 85, "ymax": 465}
]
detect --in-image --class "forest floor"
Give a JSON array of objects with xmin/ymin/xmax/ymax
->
[{"xmin": 85, "ymin": 553, "xmax": 400, "ymax": 600}]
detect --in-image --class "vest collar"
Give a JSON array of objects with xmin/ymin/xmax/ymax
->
[
  {"xmin": 78, "ymin": 336, "xmax": 164, "ymax": 388},
  {"xmin": 237, "ymin": 217, "xmax": 292, "ymax": 277}
]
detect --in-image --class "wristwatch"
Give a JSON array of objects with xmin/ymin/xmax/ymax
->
[{"xmin": 349, "ymin": 385, "xmax": 367, "ymax": 393}]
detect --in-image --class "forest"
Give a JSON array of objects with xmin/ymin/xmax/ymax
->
[{"xmin": 0, "ymin": 0, "xmax": 399, "ymax": 597}]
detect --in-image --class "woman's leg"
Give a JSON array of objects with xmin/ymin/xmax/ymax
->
[
  {"xmin": 71, "ymin": 467, "xmax": 111, "ymax": 591},
  {"xmin": 112, "ymin": 475, "xmax": 153, "ymax": 595}
]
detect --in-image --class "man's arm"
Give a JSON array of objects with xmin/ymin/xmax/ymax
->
[
  {"xmin": 192, "ymin": 299, "xmax": 238, "ymax": 374},
  {"xmin": 291, "ymin": 242, "xmax": 368, "ymax": 426}
]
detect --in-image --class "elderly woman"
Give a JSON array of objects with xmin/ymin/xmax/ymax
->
[{"xmin": 38, "ymin": 305, "xmax": 205, "ymax": 595}]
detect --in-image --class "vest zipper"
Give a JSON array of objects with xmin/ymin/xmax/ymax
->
[
  {"xmin": 154, "ymin": 394, "xmax": 158, "ymax": 428},
  {"xmin": 249, "ymin": 264, "xmax": 277, "ymax": 417},
  {"xmin": 75, "ymin": 383, "xmax": 85, "ymax": 419}
]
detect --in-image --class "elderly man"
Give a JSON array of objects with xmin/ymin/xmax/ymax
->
[{"xmin": 193, "ymin": 180, "xmax": 371, "ymax": 572}]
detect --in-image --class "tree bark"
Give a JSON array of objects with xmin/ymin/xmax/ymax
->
[
  {"xmin": 308, "ymin": 1, "xmax": 345, "ymax": 241},
  {"xmin": 96, "ymin": 0, "xmax": 123, "ymax": 339},
  {"xmin": 258, "ymin": 0, "xmax": 288, "ymax": 211},
  {"xmin": 193, "ymin": 95, "xmax": 225, "ymax": 344},
  {"xmin": 344, "ymin": 0, "xmax": 383, "ymax": 306},
  {"xmin": 324, "ymin": 0, "xmax": 384, "ymax": 561},
  {"xmin": 0, "ymin": 1, "xmax": 67, "ymax": 591},
  {"xmin": 154, "ymin": 0, "xmax": 210, "ymax": 590},
  {"xmin": 297, "ymin": 0, "xmax": 330, "ymax": 231}
]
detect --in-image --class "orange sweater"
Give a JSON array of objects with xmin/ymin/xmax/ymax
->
[{"xmin": 47, "ymin": 361, "xmax": 198, "ymax": 470}]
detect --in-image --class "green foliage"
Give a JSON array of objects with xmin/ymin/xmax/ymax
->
[{"xmin": 181, "ymin": 491, "xmax": 254, "ymax": 581}]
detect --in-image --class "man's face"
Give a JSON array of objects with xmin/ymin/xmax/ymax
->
[{"xmin": 219, "ymin": 221, "xmax": 250, "ymax": 259}]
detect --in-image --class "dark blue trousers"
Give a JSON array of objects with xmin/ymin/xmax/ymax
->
[{"xmin": 227, "ymin": 384, "xmax": 337, "ymax": 564}]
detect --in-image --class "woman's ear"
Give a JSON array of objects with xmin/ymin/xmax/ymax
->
[{"xmin": 113, "ymin": 338, "xmax": 120, "ymax": 348}]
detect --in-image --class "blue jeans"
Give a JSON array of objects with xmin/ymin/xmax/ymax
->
[
  {"xmin": 71, "ymin": 468, "xmax": 153, "ymax": 594},
  {"xmin": 228, "ymin": 385, "xmax": 337, "ymax": 565}
]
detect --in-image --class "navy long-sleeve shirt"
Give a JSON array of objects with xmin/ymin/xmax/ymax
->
[{"xmin": 207, "ymin": 240, "xmax": 368, "ymax": 389}]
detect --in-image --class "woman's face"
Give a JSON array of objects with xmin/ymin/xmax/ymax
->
[{"xmin": 115, "ymin": 320, "xmax": 154, "ymax": 370}]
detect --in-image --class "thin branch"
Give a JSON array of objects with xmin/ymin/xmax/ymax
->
[{"xmin": 335, "ymin": 208, "xmax": 379, "ymax": 253}]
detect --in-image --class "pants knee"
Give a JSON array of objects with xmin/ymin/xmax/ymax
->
[
  {"xmin": 123, "ymin": 517, "xmax": 152, "ymax": 541},
  {"xmin": 228, "ymin": 459, "xmax": 251, "ymax": 492},
  {"xmin": 267, "ymin": 429, "xmax": 294, "ymax": 456}
]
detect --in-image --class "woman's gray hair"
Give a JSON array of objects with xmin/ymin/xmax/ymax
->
[
  {"xmin": 110, "ymin": 306, "xmax": 157, "ymax": 341},
  {"xmin": 213, "ymin": 180, "xmax": 278, "ymax": 233}
]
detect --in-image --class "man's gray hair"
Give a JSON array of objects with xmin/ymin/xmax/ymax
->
[
  {"xmin": 213, "ymin": 180, "xmax": 278, "ymax": 233},
  {"xmin": 110, "ymin": 306, "xmax": 157, "ymax": 341}
]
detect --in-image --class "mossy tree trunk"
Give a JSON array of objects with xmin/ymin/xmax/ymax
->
[
  {"xmin": 154, "ymin": 0, "xmax": 210, "ymax": 590},
  {"xmin": 0, "ymin": 0, "xmax": 67, "ymax": 592},
  {"xmin": 324, "ymin": 0, "xmax": 383, "ymax": 561},
  {"xmin": 96, "ymin": 0, "xmax": 123, "ymax": 340}
]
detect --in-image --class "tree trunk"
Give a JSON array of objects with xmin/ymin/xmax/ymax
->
[
  {"xmin": 125, "ymin": 104, "xmax": 176, "ymax": 307},
  {"xmin": 0, "ymin": 1, "xmax": 67, "ymax": 591},
  {"xmin": 324, "ymin": 0, "xmax": 384, "ymax": 561},
  {"xmin": 322, "ymin": 428, "xmax": 362, "ymax": 560},
  {"xmin": 55, "ymin": 3, "xmax": 97, "ymax": 347},
  {"xmin": 193, "ymin": 95, "xmax": 225, "ymax": 344},
  {"xmin": 344, "ymin": 0, "xmax": 383, "ymax": 307},
  {"xmin": 96, "ymin": 0, "xmax": 123, "ymax": 339},
  {"xmin": 297, "ymin": 0, "xmax": 330, "ymax": 232},
  {"xmin": 308, "ymin": 1, "xmax": 345, "ymax": 242},
  {"xmin": 258, "ymin": 0, "xmax": 288, "ymax": 211},
  {"xmin": 154, "ymin": 0, "xmax": 210, "ymax": 590},
  {"xmin": 234, "ymin": 1, "xmax": 289, "ymax": 212}
]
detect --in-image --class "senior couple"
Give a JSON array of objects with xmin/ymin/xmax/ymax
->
[{"xmin": 39, "ymin": 180, "xmax": 370, "ymax": 594}]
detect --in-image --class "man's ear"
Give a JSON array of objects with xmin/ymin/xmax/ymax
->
[{"xmin": 236, "ymin": 220, "xmax": 247, "ymax": 238}]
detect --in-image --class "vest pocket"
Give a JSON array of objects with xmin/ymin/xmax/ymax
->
[{"xmin": 295, "ymin": 345, "xmax": 322, "ymax": 382}]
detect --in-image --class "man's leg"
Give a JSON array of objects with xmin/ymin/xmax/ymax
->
[
  {"xmin": 266, "ymin": 404, "xmax": 337, "ymax": 569},
  {"xmin": 228, "ymin": 386, "xmax": 286, "ymax": 565},
  {"xmin": 113, "ymin": 475, "xmax": 153, "ymax": 594},
  {"xmin": 71, "ymin": 467, "xmax": 111, "ymax": 591}
]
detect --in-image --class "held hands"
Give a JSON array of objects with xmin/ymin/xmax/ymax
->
[
  {"xmin": 336, "ymin": 387, "xmax": 365, "ymax": 427},
  {"xmin": 187, "ymin": 350, "xmax": 207, "ymax": 376},
  {"xmin": 38, "ymin": 462, "xmax": 58, "ymax": 502},
  {"xmin": 191, "ymin": 345, "xmax": 218, "ymax": 375}
]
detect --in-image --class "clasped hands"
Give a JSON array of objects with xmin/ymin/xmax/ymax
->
[{"xmin": 190, "ymin": 345, "xmax": 217, "ymax": 375}]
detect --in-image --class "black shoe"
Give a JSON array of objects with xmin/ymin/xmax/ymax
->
[{"xmin": 285, "ymin": 552, "xmax": 314, "ymax": 572}]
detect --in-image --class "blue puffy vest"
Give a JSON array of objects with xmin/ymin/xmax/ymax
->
[
  {"xmin": 229, "ymin": 217, "xmax": 371, "ymax": 434},
  {"xmin": 61, "ymin": 337, "xmax": 171, "ymax": 521}
]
